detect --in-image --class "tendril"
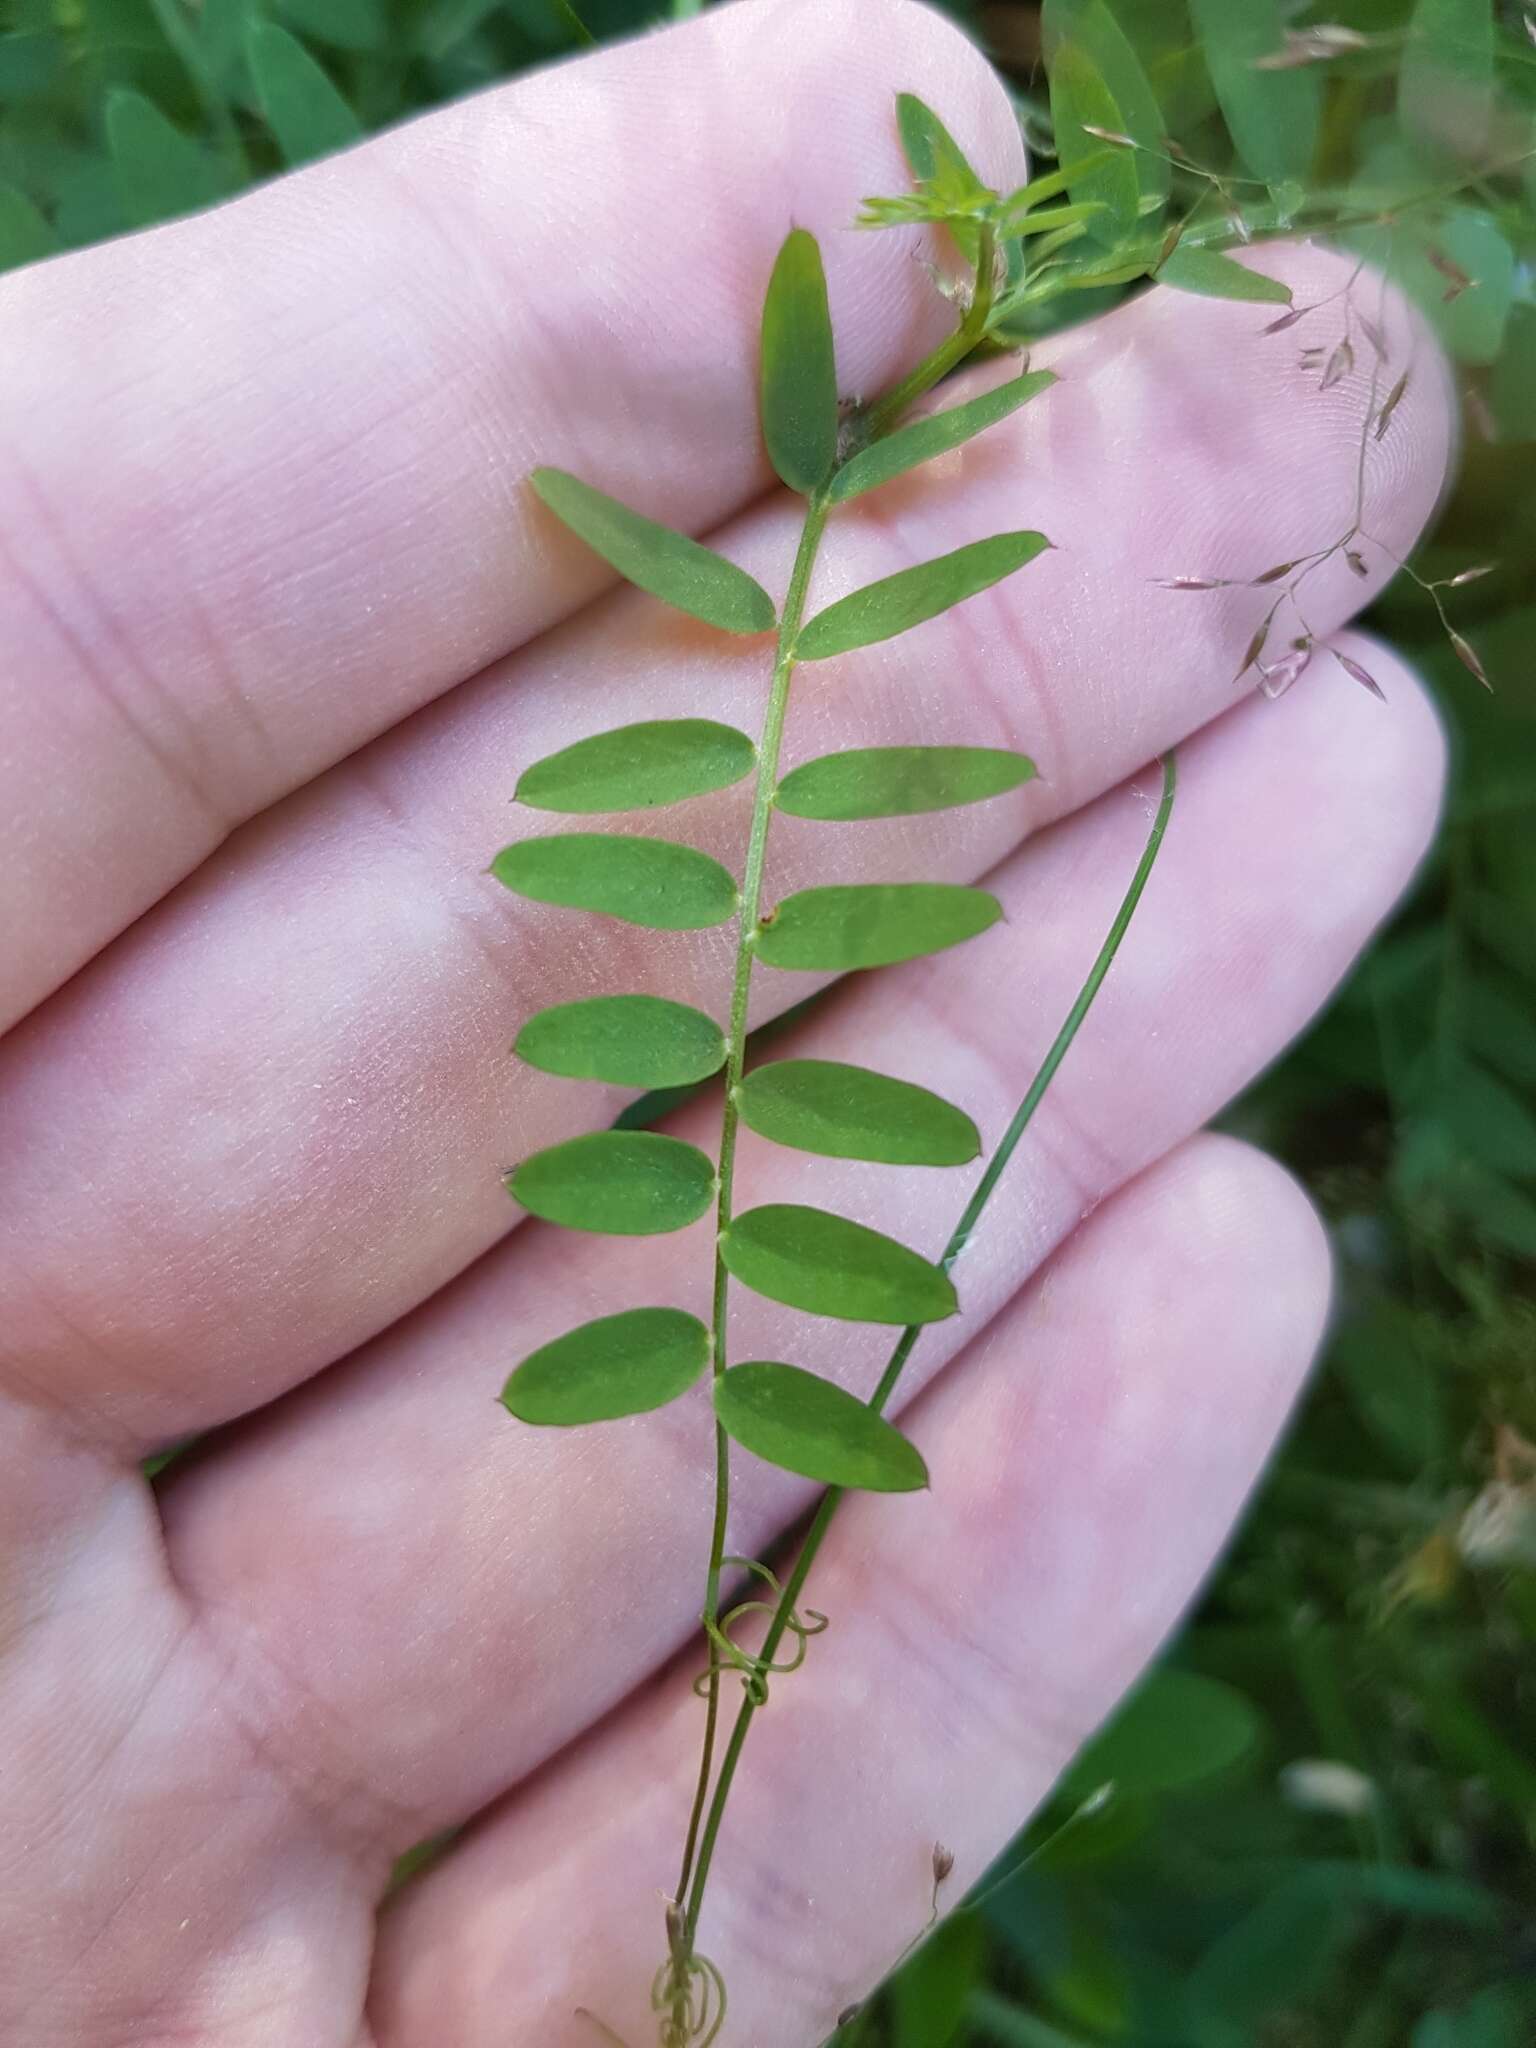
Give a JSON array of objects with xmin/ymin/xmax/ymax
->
[
  {"xmin": 651, "ymin": 1951, "xmax": 728, "ymax": 2047},
  {"xmin": 691, "ymin": 1556, "xmax": 829, "ymax": 1707}
]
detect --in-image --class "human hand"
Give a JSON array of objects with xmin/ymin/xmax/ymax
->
[{"xmin": 0, "ymin": 3, "xmax": 1452, "ymax": 2043}]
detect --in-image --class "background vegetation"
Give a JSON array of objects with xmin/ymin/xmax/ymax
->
[{"xmin": 2, "ymin": 0, "xmax": 1531, "ymax": 2041}]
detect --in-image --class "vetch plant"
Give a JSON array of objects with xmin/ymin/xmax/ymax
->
[
  {"xmin": 485, "ymin": 38, "xmax": 1499, "ymax": 2045},
  {"xmin": 486, "ymin": 92, "xmax": 1182, "ymax": 2047}
]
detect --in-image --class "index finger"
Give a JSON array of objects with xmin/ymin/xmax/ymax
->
[{"xmin": 0, "ymin": 0, "xmax": 1020, "ymax": 1031}]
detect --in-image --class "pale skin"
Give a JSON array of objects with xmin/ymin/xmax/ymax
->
[{"xmin": 0, "ymin": 1, "xmax": 1456, "ymax": 2043}]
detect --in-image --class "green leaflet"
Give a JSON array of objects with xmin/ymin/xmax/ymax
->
[
  {"xmin": 755, "ymin": 882, "xmax": 1002, "ymax": 971},
  {"xmin": 1047, "ymin": 40, "xmax": 1141, "ymax": 245},
  {"xmin": 796, "ymin": 531, "xmax": 1051, "ymax": 660},
  {"xmin": 760, "ymin": 229, "xmax": 838, "ymax": 496},
  {"xmin": 515, "ymin": 994, "xmax": 726, "ymax": 1089},
  {"xmin": 721, "ymin": 1204, "xmax": 957, "ymax": 1324},
  {"xmin": 829, "ymin": 372, "xmax": 1056, "ymax": 502},
  {"xmin": 736, "ymin": 1058, "xmax": 980, "ymax": 1166},
  {"xmin": 1062, "ymin": 1668, "xmax": 1262, "ymax": 1798},
  {"xmin": 508, "ymin": 1131, "xmax": 715, "ymax": 1235},
  {"xmin": 714, "ymin": 1361, "xmax": 928, "ymax": 1491},
  {"xmin": 1187, "ymin": 0, "xmax": 1319, "ymax": 184},
  {"xmin": 1042, "ymin": 0, "xmax": 1170, "ymax": 218},
  {"xmin": 0, "ymin": 184, "xmax": 58, "ymax": 272},
  {"xmin": 530, "ymin": 468, "xmax": 775, "ymax": 636},
  {"xmin": 278, "ymin": 0, "xmax": 390, "ymax": 51},
  {"xmin": 105, "ymin": 88, "xmax": 226, "ymax": 227},
  {"xmin": 1156, "ymin": 244, "xmax": 1292, "ymax": 306},
  {"xmin": 1399, "ymin": 0, "xmax": 1494, "ymax": 162},
  {"xmin": 776, "ymin": 744, "xmax": 1036, "ymax": 820},
  {"xmin": 502, "ymin": 1307, "xmax": 710, "ymax": 1423},
  {"xmin": 246, "ymin": 20, "xmax": 363, "ymax": 166},
  {"xmin": 492, "ymin": 833, "xmax": 738, "ymax": 931},
  {"xmin": 514, "ymin": 719, "xmax": 756, "ymax": 814}
]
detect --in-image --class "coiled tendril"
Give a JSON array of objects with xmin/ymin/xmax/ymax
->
[{"xmin": 691, "ymin": 1555, "xmax": 829, "ymax": 1708}]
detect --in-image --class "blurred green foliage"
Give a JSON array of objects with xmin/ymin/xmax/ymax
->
[{"xmin": 4, "ymin": 0, "xmax": 1531, "ymax": 2041}]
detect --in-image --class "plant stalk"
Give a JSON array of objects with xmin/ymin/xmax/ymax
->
[
  {"xmin": 673, "ymin": 492, "xmax": 830, "ymax": 1912},
  {"xmin": 682, "ymin": 749, "xmax": 1178, "ymax": 1946}
]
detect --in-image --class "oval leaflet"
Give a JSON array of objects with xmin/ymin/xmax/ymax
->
[
  {"xmin": 715, "ymin": 1361, "xmax": 928, "ymax": 1492},
  {"xmin": 492, "ymin": 833, "xmax": 738, "ymax": 931},
  {"xmin": 502, "ymin": 1307, "xmax": 711, "ymax": 1425},
  {"xmin": 737, "ymin": 1058, "xmax": 979, "ymax": 1166},
  {"xmin": 721, "ymin": 1203, "xmax": 957, "ymax": 1324},
  {"xmin": 508, "ymin": 1130, "xmax": 716, "ymax": 1236},
  {"xmin": 515, "ymin": 995, "xmax": 726, "ymax": 1089},
  {"xmin": 515, "ymin": 719, "xmax": 756, "ymax": 814},
  {"xmin": 755, "ymin": 882, "xmax": 1002, "ymax": 971}
]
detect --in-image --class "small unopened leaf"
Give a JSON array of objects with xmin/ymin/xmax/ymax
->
[
  {"xmin": 502, "ymin": 1306, "xmax": 709, "ymax": 1423},
  {"xmin": 508, "ymin": 1131, "xmax": 715, "ymax": 1235},
  {"xmin": 515, "ymin": 719, "xmax": 755, "ymax": 813},
  {"xmin": 530, "ymin": 469, "xmax": 775, "ymax": 635},
  {"xmin": 830, "ymin": 373, "xmax": 1056, "ymax": 502},
  {"xmin": 715, "ymin": 1362, "xmax": 928, "ymax": 1490},
  {"xmin": 776, "ymin": 745, "xmax": 1035, "ymax": 820},
  {"xmin": 722, "ymin": 1204, "xmax": 957, "ymax": 1323},
  {"xmin": 1157, "ymin": 244, "xmax": 1292, "ymax": 305},
  {"xmin": 106, "ymin": 89, "xmax": 227, "ymax": 228},
  {"xmin": 246, "ymin": 20, "xmax": 363, "ymax": 166},
  {"xmin": 492, "ymin": 834, "xmax": 737, "ymax": 930},
  {"xmin": 797, "ymin": 531, "xmax": 1051, "ymax": 660},
  {"xmin": 1048, "ymin": 39, "xmax": 1140, "ymax": 242},
  {"xmin": 756, "ymin": 882, "xmax": 1001, "ymax": 971},
  {"xmin": 515, "ymin": 995, "xmax": 725, "ymax": 1088},
  {"xmin": 760, "ymin": 229, "xmax": 838, "ymax": 495},
  {"xmin": 737, "ymin": 1058, "xmax": 980, "ymax": 1165}
]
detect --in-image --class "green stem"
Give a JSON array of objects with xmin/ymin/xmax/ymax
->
[
  {"xmin": 682, "ymin": 749, "xmax": 1178, "ymax": 1946},
  {"xmin": 862, "ymin": 221, "xmax": 997, "ymax": 442},
  {"xmin": 673, "ymin": 493, "xmax": 830, "ymax": 1912}
]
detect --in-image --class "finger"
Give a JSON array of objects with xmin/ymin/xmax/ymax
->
[
  {"xmin": 0, "ymin": 0, "xmax": 1020, "ymax": 1030},
  {"xmin": 158, "ymin": 636, "xmax": 1441, "ymax": 1856},
  {"xmin": 367, "ymin": 1131, "xmax": 1331, "ymax": 2046},
  {"xmin": 0, "ymin": 248, "xmax": 1453, "ymax": 1451}
]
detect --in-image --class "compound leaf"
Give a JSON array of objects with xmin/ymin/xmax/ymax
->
[
  {"xmin": 776, "ymin": 744, "xmax": 1035, "ymax": 819},
  {"xmin": 736, "ymin": 1058, "xmax": 979, "ymax": 1165},
  {"xmin": 830, "ymin": 371, "xmax": 1056, "ymax": 502},
  {"xmin": 797, "ymin": 531, "xmax": 1050, "ymax": 660},
  {"xmin": 515, "ymin": 995, "xmax": 726, "ymax": 1089},
  {"xmin": 491, "ymin": 833, "xmax": 737, "ymax": 931},
  {"xmin": 515, "ymin": 719, "xmax": 755, "ymax": 813},
  {"xmin": 530, "ymin": 468, "xmax": 775, "ymax": 635},
  {"xmin": 502, "ymin": 1306, "xmax": 710, "ymax": 1423},
  {"xmin": 756, "ymin": 882, "xmax": 1001, "ymax": 971},
  {"xmin": 721, "ymin": 1203, "xmax": 957, "ymax": 1323},
  {"xmin": 760, "ymin": 228, "xmax": 838, "ymax": 495},
  {"xmin": 715, "ymin": 1361, "xmax": 928, "ymax": 1490},
  {"xmin": 508, "ymin": 1131, "xmax": 715, "ymax": 1235}
]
